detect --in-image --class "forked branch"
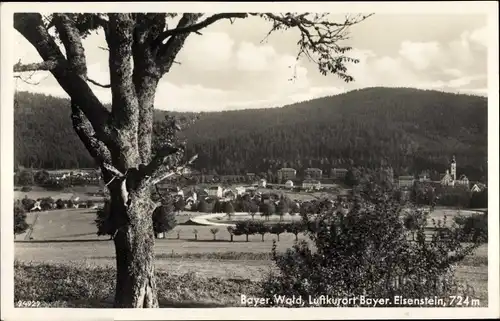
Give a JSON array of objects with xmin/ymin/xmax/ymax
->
[{"xmin": 152, "ymin": 12, "xmax": 248, "ymax": 47}]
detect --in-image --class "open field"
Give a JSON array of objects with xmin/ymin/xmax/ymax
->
[
  {"xmin": 14, "ymin": 205, "xmax": 489, "ymax": 307},
  {"xmin": 14, "ymin": 185, "xmax": 104, "ymax": 202}
]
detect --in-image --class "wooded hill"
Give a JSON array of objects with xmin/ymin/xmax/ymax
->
[{"xmin": 14, "ymin": 87, "xmax": 488, "ymax": 180}]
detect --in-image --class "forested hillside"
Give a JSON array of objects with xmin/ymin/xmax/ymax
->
[{"xmin": 13, "ymin": 87, "xmax": 488, "ymax": 180}]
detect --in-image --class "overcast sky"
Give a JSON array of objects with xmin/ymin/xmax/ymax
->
[{"xmin": 13, "ymin": 12, "xmax": 489, "ymax": 112}]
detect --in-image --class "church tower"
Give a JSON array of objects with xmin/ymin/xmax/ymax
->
[{"xmin": 450, "ymin": 155, "xmax": 456, "ymax": 181}]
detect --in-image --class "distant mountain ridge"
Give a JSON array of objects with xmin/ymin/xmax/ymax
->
[{"xmin": 13, "ymin": 87, "xmax": 488, "ymax": 180}]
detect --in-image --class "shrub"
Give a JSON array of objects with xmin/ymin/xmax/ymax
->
[
  {"xmin": 454, "ymin": 212, "xmax": 488, "ymax": 242},
  {"xmin": 18, "ymin": 170, "xmax": 35, "ymax": 186},
  {"xmin": 174, "ymin": 198, "xmax": 185, "ymax": 213},
  {"xmin": 40, "ymin": 197, "xmax": 55, "ymax": 211},
  {"xmin": 255, "ymin": 222, "xmax": 270, "ymax": 242},
  {"xmin": 225, "ymin": 202, "xmax": 235, "ymax": 219},
  {"xmin": 284, "ymin": 221, "xmax": 305, "ymax": 241},
  {"xmin": 86, "ymin": 200, "xmax": 95, "ymax": 208},
  {"xmin": 94, "ymin": 201, "xmax": 114, "ymax": 238},
  {"xmin": 55, "ymin": 199, "xmax": 65, "ymax": 209},
  {"xmin": 261, "ymin": 203, "xmax": 275, "ymax": 221},
  {"xmin": 249, "ymin": 202, "xmax": 259, "ymax": 219},
  {"xmin": 153, "ymin": 204, "xmax": 177, "ymax": 237},
  {"xmin": 34, "ymin": 170, "xmax": 50, "ymax": 185},
  {"xmin": 20, "ymin": 186, "xmax": 32, "ymax": 192},
  {"xmin": 260, "ymin": 188, "xmax": 485, "ymax": 307},
  {"xmin": 469, "ymin": 189, "xmax": 487, "ymax": 209},
  {"xmin": 235, "ymin": 221, "xmax": 255, "ymax": 242},
  {"xmin": 14, "ymin": 201, "xmax": 30, "ymax": 238},
  {"xmin": 270, "ymin": 223, "xmax": 286, "ymax": 241},
  {"xmin": 197, "ymin": 198, "xmax": 210, "ymax": 212},
  {"xmin": 21, "ymin": 197, "xmax": 35, "ymax": 212},
  {"xmin": 210, "ymin": 228, "xmax": 220, "ymax": 240},
  {"xmin": 403, "ymin": 207, "xmax": 428, "ymax": 241},
  {"xmin": 227, "ymin": 226, "xmax": 235, "ymax": 242}
]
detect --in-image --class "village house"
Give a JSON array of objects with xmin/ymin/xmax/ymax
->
[
  {"xmin": 304, "ymin": 168, "xmax": 323, "ymax": 179},
  {"xmin": 471, "ymin": 183, "xmax": 487, "ymax": 193},
  {"xmin": 277, "ymin": 168, "xmax": 297, "ymax": 181},
  {"xmin": 235, "ymin": 186, "xmax": 246, "ymax": 195},
  {"xmin": 206, "ymin": 186, "xmax": 223, "ymax": 198},
  {"xmin": 398, "ymin": 175, "xmax": 415, "ymax": 189},
  {"xmin": 418, "ymin": 171, "xmax": 431, "ymax": 182},
  {"xmin": 285, "ymin": 180, "xmax": 294, "ymax": 189},
  {"xmin": 456, "ymin": 174, "xmax": 470, "ymax": 188},
  {"xmin": 302, "ymin": 179, "xmax": 321, "ymax": 190},
  {"xmin": 222, "ymin": 189, "xmax": 237, "ymax": 201},
  {"xmin": 331, "ymin": 168, "xmax": 348, "ymax": 180}
]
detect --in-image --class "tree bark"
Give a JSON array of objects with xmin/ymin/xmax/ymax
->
[{"xmin": 110, "ymin": 187, "xmax": 159, "ymax": 308}]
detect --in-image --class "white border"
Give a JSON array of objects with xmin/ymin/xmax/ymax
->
[{"xmin": 1, "ymin": 2, "xmax": 499, "ymax": 320}]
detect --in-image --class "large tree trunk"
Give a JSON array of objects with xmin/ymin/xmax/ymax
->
[{"xmin": 110, "ymin": 186, "xmax": 159, "ymax": 308}]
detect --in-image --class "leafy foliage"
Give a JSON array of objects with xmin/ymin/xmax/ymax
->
[
  {"xmin": 454, "ymin": 212, "xmax": 488, "ymax": 243},
  {"xmin": 259, "ymin": 188, "xmax": 485, "ymax": 307},
  {"xmin": 14, "ymin": 201, "xmax": 30, "ymax": 236},
  {"xmin": 152, "ymin": 204, "xmax": 177, "ymax": 235},
  {"xmin": 95, "ymin": 201, "xmax": 114, "ymax": 237}
]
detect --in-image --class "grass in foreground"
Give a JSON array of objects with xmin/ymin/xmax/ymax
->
[{"xmin": 14, "ymin": 261, "xmax": 259, "ymax": 308}]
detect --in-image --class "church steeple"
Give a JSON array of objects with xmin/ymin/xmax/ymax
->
[{"xmin": 450, "ymin": 155, "xmax": 456, "ymax": 181}]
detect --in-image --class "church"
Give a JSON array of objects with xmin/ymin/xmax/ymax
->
[{"xmin": 440, "ymin": 156, "xmax": 470, "ymax": 188}]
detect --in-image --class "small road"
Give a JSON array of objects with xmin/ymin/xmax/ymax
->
[{"xmin": 24, "ymin": 211, "xmax": 41, "ymax": 241}]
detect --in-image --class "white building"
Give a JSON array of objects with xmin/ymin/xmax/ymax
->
[
  {"xmin": 277, "ymin": 168, "xmax": 297, "ymax": 181},
  {"xmin": 285, "ymin": 180, "xmax": 294, "ymax": 189},
  {"xmin": 304, "ymin": 168, "xmax": 323, "ymax": 179},
  {"xmin": 206, "ymin": 186, "xmax": 223, "ymax": 198},
  {"xmin": 398, "ymin": 176, "xmax": 415, "ymax": 188},
  {"xmin": 471, "ymin": 183, "xmax": 486, "ymax": 193},
  {"xmin": 440, "ymin": 170, "xmax": 454, "ymax": 187},
  {"xmin": 259, "ymin": 179, "xmax": 267, "ymax": 188},
  {"xmin": 456, "ymin": 174, "xmax": 470, "ymax": 189},
  {"xmin": 302, "ymin": 179, "xmax": 321, "ymax": 190},
  {"xmin": 331, "ymin": 168, "xmax": 348, "ymax": 179},
  {"xmin": 235, "ymin": 186, "xmax": 246, "ymax": 195}
]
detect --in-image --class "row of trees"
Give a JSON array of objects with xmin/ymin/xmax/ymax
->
[
  {"xmin": 15, "ymin": 169, "xmax": 101, "ymax": 189},
  {"xmin": 18, "ymin": 196, "xmax": 97, "ymax": 212},
  {"xmin": 228, "ymin": 221, "xmax": 305, "ymax": 242},
  {"xmin": 411, "ymin": 183, "xmax": 488, "ymax": 209}
]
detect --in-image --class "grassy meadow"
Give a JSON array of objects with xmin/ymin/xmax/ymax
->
[{"xmin": 13, "ymin": 193, "xmax": 489, "ymax": 308}]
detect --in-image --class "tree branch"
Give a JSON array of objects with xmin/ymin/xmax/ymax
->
[
  {"xmin": 152, "ymin": 13, "xmax": 248, "ymax": 48},
  {"xmin": 156, "ymin": 13, "xmax": 204, "ymax": 76},
  {"xmin": 52, "ymin": 13, "xmax": 88, "ymax": 76},
  {"xmin": 146, "ymin": 154, "xmax": 198, "ymax": 188},
  {"xmin": 71, "ymin": 102, "xmax": 112, "ymax": 164},
  {"xmin": 87, "ymin": 77, "xmax": 111, "ymax": 88},
  {"xmin": 14, "ymin": 13, "xmax": 111, "ymax": 137},
  {"xmin": 13, "ymin": 60, "xmax": 59, "ymax": 72},
  {"xmin": 258, "ymin": 13, "xmax": 374, "ymax": 82}
]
